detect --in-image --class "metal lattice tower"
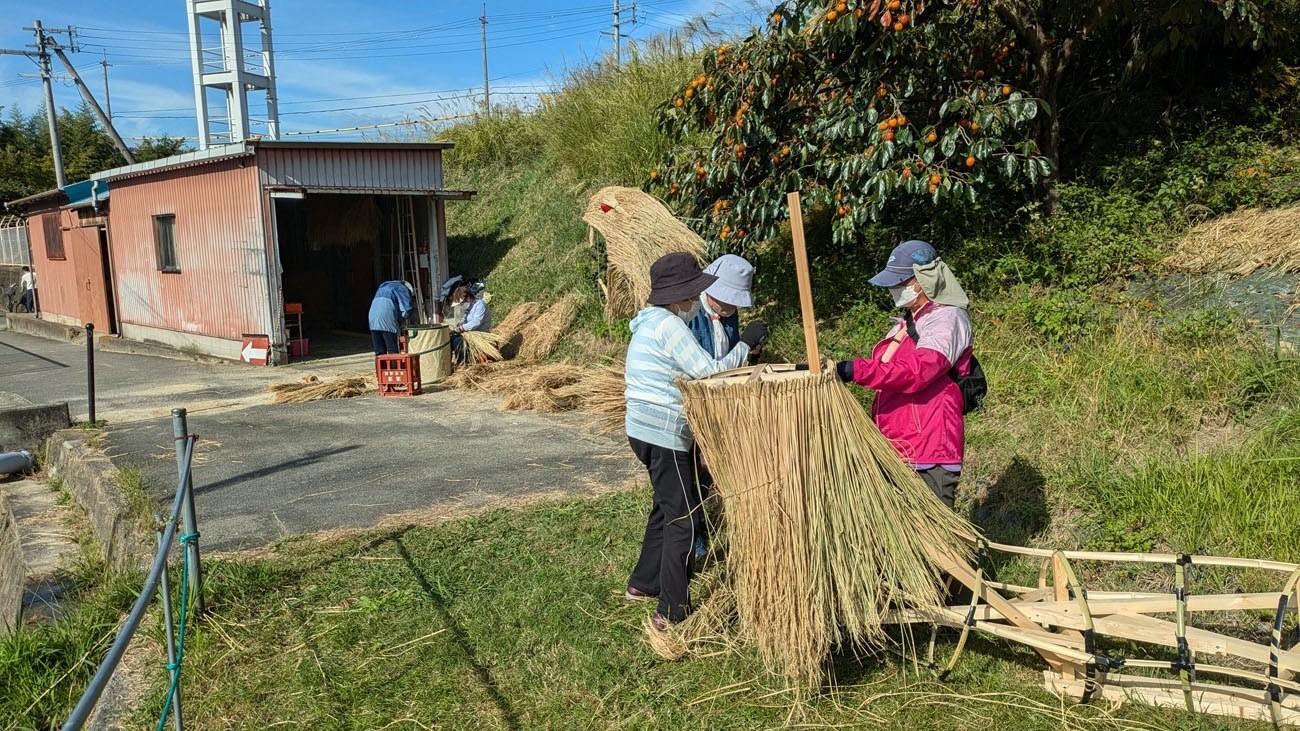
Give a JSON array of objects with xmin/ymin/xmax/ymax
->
[{"xmin": 186, "ymin": 0, "xmax": 279, "ymax": 148}]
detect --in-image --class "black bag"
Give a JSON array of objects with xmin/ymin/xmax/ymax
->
[{"xmin": 902, "ymin": 311, "xmax": 987, "ymax": 414}]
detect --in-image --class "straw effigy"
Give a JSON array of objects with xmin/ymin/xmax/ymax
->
[
  {"xmin": 679, "ymin": 366, "xmax": 978, "ymax": 688},
  {"xmin": 583, "ymin": 186, "xmax": 707, "ymax": 316},
  {"xmin": 517, "ymin": 294, "xmax": 582, "ymax": 362},
  {"xmin": 1164, "ymin": 205, "xmax": 1300, "ymax": 276},
  {"xmin": 460, "ymin": 329, "xmax": 507, "ymax": 364},
  {"xmin": 269, "ymin": 373, "xmax": 375, "ymax": 404}
]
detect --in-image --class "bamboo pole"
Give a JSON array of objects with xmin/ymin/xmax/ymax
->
[{"xmin": 786, "ymin": 192, "xmax": 821, "ymax": 372}]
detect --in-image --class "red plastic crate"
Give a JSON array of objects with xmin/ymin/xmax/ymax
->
[{"xmin": 376, "ymin": 354, "xmax": 422, "ymax": 397}]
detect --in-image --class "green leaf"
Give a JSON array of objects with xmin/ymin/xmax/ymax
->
[
  {"xmin": 1002, "ymin": 155, "xmax": 1017, "ymax": 177},
  {"xmin": 940, "ymin": 128, "xmax": 958, "ymax": 157}
]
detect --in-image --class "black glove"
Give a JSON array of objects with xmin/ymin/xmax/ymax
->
[
  {"xmin": 794, "ymin": 362, "xmax": 810, "ymax": 371},
  {"xmin": 739, "ymin": 320, "xmax": 769, "ymax": 349},
  {"xmin": 835, "ymin": 359, "xmax": 855, "ymax": 383}
]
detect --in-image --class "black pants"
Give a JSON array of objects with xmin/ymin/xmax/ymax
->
[
  {"xmin": 19, "ymin": 290, "xmax": 34, "ymax": 313},
  {"xmin": 371, "ymin": 330, "xmax": 400, "ymax": 356},
  {"xmin": 450, "ymin": 333, "xmax": 466, "ymax": 364},
  {"xmin": 919, "ymin": 467, "xmax": 959, "ymax": 509},
  {"xmin": 628, "ymin": 436, "xmax": 701, "ymax": 622}
]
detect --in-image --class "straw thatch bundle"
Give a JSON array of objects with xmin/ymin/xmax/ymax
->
[
  {"xmin": 584, "ymin": 187, "xmax": 706, "ymax": 316},
  {"xmin": 552, "ymin": 364, "xmax": 625, "ymax": 434},
  {"xmin": 1164, "ymin": 205, "xmax": 1300, "ymax": 275},
  {"xmin": 495, "ymin": 301, "xmax": 540, "ymax": 340},
  {"xmin": 460, "ymin": 329, "xmax": 507, "ymax": 364},
  {"xmin": 517, "ymin": 294, "xmax": 582, "ymax": 362},
  {"xmin": 644, "ymin": 567, "xmax": 738, "ymax": 661},
  {"xmin": 445, "ymin": 361, "xmax": 586, "ymax": 412},
  {"xmin": 679, "ymin": 367, "xmax": 978, "ymax": 688},
  {"xmin": 269, "ymin": 373, "xmax": 375, "ymax": 404}
]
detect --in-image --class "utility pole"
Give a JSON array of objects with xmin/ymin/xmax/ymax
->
[
  {"xmin": 32, "ymin": 21, "xmax": 66, "ymax": 188},
  {"xmin": 51, "ymin": 47, "xmax": 135, "ymax": 164},
  {"xmin": 480, "ymin": 3, "xmax": 490, "ymax": 115},
  {"xmin": 100, "ymin": 52, "xmax": 112, "ymax": 121},
  {"xmin": 613, "ymin": 0, "xmax": 621, "ymax": 66}
]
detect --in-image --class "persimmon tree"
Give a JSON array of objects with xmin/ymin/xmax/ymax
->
[
  {"xmin": 649, "ymin": 0, "xmax": 1291, "ymax": 244},
  {"xmin": 651, "ymin": 0, "xmax": 1052, "ymax": 246}
]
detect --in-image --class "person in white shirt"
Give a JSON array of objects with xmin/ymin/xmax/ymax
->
[{"xmin": 18, "ymin": 267, "xmax": 35, "ymax": 313}]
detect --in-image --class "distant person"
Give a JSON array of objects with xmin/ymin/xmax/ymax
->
[
  {"xmin": 448, "ymin": 281, "xmax": 492, "ymax": 363},
  {"xmin": 834, "ymin": 240, "xmax": 979, "ymax": 509},
  {"xmin": 368, "ymin": 280, "xmax": 415, "ymax": 356},
  {"xmin": 19, "ymin": 266, "xmax": 35, "ymax": 313},
  {"xmin": 623, "ymin": 252, "xmax": 768, "ymax": 630}
]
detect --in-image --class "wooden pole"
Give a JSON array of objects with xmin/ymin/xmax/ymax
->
[{"xmin": 786, "ymin": 192, "xmax": 821, "ymax": 372}]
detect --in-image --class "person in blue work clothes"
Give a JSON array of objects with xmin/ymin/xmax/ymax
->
[
  {"xmin": 449, "ymin": 281, "xmax": 492, "ymax": 363},
  {"xmin": 684, "ymin": 254, "xmax": 757, "ymax": 559},
  {"xmin": 368, "ymin": 280, "xmax": 415, "ymax": 355}
]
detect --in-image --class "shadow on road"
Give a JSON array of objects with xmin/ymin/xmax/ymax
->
[{"xmin": 192, "ymin": 445, "xmax": 364, "ymax": 497}]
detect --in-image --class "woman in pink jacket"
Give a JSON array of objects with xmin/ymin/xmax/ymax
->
[{"xmin": 835, "ymin": 240, "xmax": 974, "ymax": 508}]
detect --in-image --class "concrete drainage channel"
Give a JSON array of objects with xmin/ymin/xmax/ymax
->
[{"xmin": 0, "ymin": 396, "xmax": 150, "ymax": 636}]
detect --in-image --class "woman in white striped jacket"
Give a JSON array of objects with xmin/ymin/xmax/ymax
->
[{"xmin": 623, "ymin": 252, "xmax": 767, "ymax": 629}]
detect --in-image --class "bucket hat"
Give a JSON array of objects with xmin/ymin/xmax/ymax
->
[
  {"xmin": 648, "ymin": 252, "xmax": 716, "ymax": 306},
  {"xmin": 702, "ymin": 254, "xmax": 754, "ymax": 308},
  {"xmin": 869, "ymin": 240, "xmax": 938, "ymax": 287}
]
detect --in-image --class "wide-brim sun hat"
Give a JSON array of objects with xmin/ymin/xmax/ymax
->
[
  {"xmin": 648, "ymin": 252, "xmax": 716, "ymax": 306},
  {"xmin": 869, "ymin": 239, "xmax": 938, "ymax": 287},
  {"xmin": 703, "ymin": 253, "xmax": 754, "ymax": 308}
]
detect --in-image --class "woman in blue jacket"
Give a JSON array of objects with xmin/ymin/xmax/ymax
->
[{"xmin": 368, "ymin": 281, "xmax": 414, "ymax": 355}]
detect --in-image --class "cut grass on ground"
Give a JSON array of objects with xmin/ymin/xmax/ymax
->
[{"xmin": 129, "ymin": 489, "xmax": 1284, "ymax": 730}]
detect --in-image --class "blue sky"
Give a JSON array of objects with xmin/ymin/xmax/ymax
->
[{"xmin": 0, "ymin": 0, "xmax": 760, "ymax": 143}]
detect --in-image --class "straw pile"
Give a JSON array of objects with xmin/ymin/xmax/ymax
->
[
  {"xmin": 517, "ymin": 294, "xmax": 582, "ymax": 362},
  {"xmin": 269, "ymin": 373, "xmax": 374, "ymax": 404},
  {"xmin": 496, "ymin": 301, "xmax": 540, "ymax": 340},
  {"xmin": 679, "ymin": 367, "xmax": 978, "ymax": 688},
  {"xmin": 460, "ymin": 329, "xmax": 507, "ymax": 364},
  {"xmin": 551, "ymin": 363, "xmax": 625, "ymax": 434},
  {"xmin": 583, "ymin": 186, "xmax": 706, "ymax": 316},
  {"xmin": 446, "ymin": 362, "xmax": 586, "ymax": 412},
  {"xmin": 1164, "ymin": 205, "xmax": 1300, "ymax": 275}
]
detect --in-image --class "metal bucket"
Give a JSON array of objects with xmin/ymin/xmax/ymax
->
[{"xmin": 407, "ymin": 325, "xmax": 452, "ymax": 384}]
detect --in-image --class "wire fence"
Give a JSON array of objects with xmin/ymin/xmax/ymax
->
[
  {"xmin": 61, "ymin": 408, "xmax": 205, "ymax": 731},
  {"xmin": 0, "ymin": 216, "xmax": 30, "ymax": 267}
]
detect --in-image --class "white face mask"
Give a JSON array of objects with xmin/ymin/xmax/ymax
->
[
  {"xmin": 889, "ymin": 284, "xmax": 919, "ymax": 309},
  {"xmin": 676, "ymin": 301, "xmax": 702, "ymax": 324}
]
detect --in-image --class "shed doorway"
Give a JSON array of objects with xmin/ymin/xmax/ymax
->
[{"xmin": 273, "ymin": 192, "xmax": 434, "ymax": 361}]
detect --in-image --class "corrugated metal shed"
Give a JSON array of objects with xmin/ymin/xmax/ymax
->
[
  {"xmin": 106, "ymin": 157, "xmax": 273, "ymax": 344},
  {"xmin": 257, "ymin": 145, "xmax": 445, "ymax": 193}
]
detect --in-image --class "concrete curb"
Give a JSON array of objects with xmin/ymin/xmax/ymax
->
[
  {"xmin": 0, "ymin": 402, "xmax": 71, "ymax": 452},
  {"xmin": 93, "ymin": 334, "xmax": 230, "ymax": 365},
  {"xmin": 46, "ymin": 431, "xmax": 149, "ymax": 571},
  {"xmin": 0, "ymin": 490, "xmax": 21, "ymax": 634},
  {"xmin": 4, "ymin": 314, "xmax": 83, "ymax": 342}
]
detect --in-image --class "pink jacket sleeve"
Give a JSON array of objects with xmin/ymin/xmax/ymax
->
[{"xmin": 850, "ymin": 344, "xmax": 952, "ymax": 394}]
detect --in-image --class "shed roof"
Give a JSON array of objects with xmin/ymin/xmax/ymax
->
[
  {"xmin": 92, "ymin": 139, "xmax": 456, "ymax": 183},
  {"xmin": 5, "ymin": 187, "xmax": 68, "ymax": 214}
]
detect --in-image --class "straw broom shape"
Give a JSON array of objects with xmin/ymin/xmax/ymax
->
[
  {"xmin": 583, "ymin": 187, "xmax": 707, "ymax": 317},
  {"xmin": 517, "ymin": 294, "xmax": 582, "ymax": 362},
  {"xmin": 680, "ymin": 368, "xmax": 977, "ymax": 688}
]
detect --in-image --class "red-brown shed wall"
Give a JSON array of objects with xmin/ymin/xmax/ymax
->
[
  {"xmin": 26, "ymin": 209, "xmax": 109, "ymax": 329},
  {"xmin": 106, "ymin": 158, "xmax": 272, "ymax": 348}
]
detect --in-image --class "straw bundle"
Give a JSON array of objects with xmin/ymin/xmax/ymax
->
[
  {"xmin": 460, "ymin": 329, "xmax": 507, "ymax": 364},
  {"xmin": 269, "ymin": 373, "xmax": 375, "ymax": 404},
  {"xmin": 644, "ymin": 568, "xmax": 739, "ymax": 661},
  {"xmin": 1164, "ymin": 205, "xmax": 1300, "ymax": 275},
  {"xmin": 679, "ymin": 367, "xmax": 977, "ymax": 688},
  {"xmin": 495, "ymin": 301, "xmax": 540, "ymax": 340},
  {"xmin": 552, "ymin": 363, "xmax": 625, "ymax": 433},
  {"xmin": 583, "ymin": 186, "xmax": 706, "ymax": 316},
  {"xmin": 517, "ymin": 294, "xmax": 582, "ymax": 362}
]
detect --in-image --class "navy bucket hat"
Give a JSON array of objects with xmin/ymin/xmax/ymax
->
[{"xmin": 868, "ymin": 239, "xmax": 938, "ymax": 287}]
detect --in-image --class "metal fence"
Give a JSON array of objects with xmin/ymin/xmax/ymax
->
[
  {"xmin": 62, "ymin": 408, "xmax": 205, "ymax": 731},
  {"xmin": 0, "ymin": 215, "xmax": 30, "ymax": 266}
]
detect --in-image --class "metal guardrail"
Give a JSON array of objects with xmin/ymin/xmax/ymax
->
[{"xmin": 61, "ymin": 408, "xmax": 205, "ymax": 731}]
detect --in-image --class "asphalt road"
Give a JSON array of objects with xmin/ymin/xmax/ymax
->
[{"xmin": 1, "ymin": 330, "xmax": 637, "ymax": 551}]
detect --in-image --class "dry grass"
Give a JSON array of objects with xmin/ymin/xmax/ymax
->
[
  {"xmin": 517, "ymin": 294, "xmax": 582, "ymax": 362},
  {"xmin": 583, "ymin": 186, "xmax": 706, "ymax": 316},
  {"xmin": 1164, "ymin": 205, "xmax": 1300, "ymax": 275},
  {"xmin": 680, "ymin": 368, "xmax": 978, "ymax": 689},
  {"xmin": 495, "ymin": 301, "xmax": 540, "ymax": 348},
  {"xmin": 552, "ymin": 363, "xmax": 625, "ymax": 434},
  {"xmin": 644, "ymin": 567, "xmax": 740, "ymax": 662},
  {"xmin": 268, "ymin": 373, "xmax": 374, "ymax": 404},
  {"xmin": 459, "ymin": 330, "xmax": 507, "ymax": 364}
]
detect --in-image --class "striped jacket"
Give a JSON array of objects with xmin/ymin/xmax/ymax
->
[{"xmin": 624, "ymin": 306, "xmax": 750, "ymax": 451}]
